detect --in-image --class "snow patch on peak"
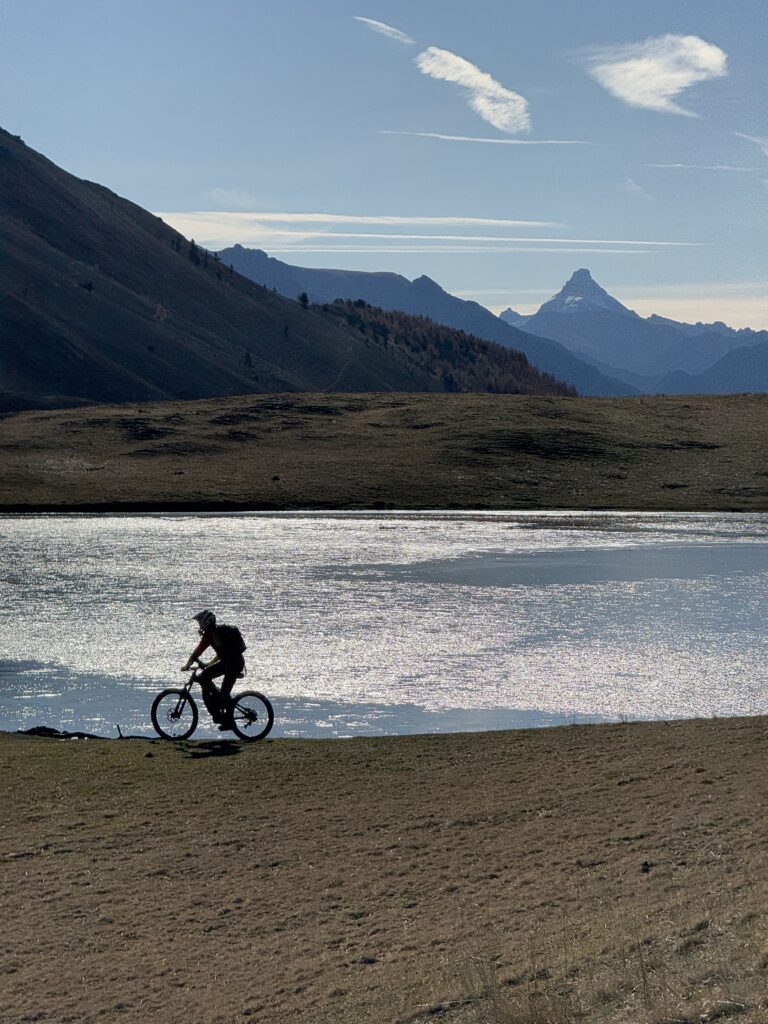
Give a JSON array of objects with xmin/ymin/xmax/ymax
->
[{"xmin": 536, "ymin": 269, "xmax": 637, "ymax": 318}]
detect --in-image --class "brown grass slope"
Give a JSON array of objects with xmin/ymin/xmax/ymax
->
[
  {"xmin": 324, "ymin": 301, "xmax": 574, "ymax": 396},
  {"xmin": 2, "ymin": 391, "xmax": 768, "ymax": 511},
  {"xmin": 0, "ymin": 128, "xmax": 569, "ymax": 412},
  {"xmin": 2, "ymin": 716, "xmax": 767, "ymax": 1024}
]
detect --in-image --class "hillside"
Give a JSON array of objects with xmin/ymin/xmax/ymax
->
[
  {"xmin": 2, "ymin": 392, "xmax": 767, "ymax": 512},
  {"xmin": 0, "ymin": 129, "xmax": 569, "ymax": 412},
  {"xmin": 321, "ymin": 300, "xmax": 574, "ymax": 396},
  {"xmin": 657, "ymin": 338, "xmax": 768, "ymax": 394},
  {"xmin": 218, "ymin": 245, "xmax": 637, "ymax": 396}
]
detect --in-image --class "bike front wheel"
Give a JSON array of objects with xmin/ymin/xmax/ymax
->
[
  {"xmin": 230, "ymin": 691, "xmax": 274, "ymax": 742},
  {"xmin": 151, "ymin": 689, "xmax": 198, "ymax": 740}
]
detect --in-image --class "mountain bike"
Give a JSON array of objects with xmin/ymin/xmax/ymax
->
[{"xmin": 150, "ymin": 658, "xmax": 274, "ymax": 742}]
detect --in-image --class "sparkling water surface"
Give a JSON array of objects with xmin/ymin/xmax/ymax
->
[{"xmin": 1, "ymin": 511, "xmax": 767, "ymax": 738}]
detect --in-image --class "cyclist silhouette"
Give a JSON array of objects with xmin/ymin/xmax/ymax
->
[{"xmin": 182, "ymin": 610, "xmax": 247, "ymax": 729}]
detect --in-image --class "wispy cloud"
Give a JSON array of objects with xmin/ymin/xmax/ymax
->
[
  {"xmin": 380, "ymin": 130, "xmax": 590, "ymax": 146},
  {"xmin": 734, "ymin": 132, "xmax": 768, "ymax": 159},
  {"xmin": 209, "ymin": 187, "xmax": 259, "ymax": 208},
  {"xmin": 354, "ymin": 16, "xmax": 414, "ymax": 46},
  {"xmin": 155, "ymin": 209, "xmax": 700, "ymax": 254},
  {"xmin": 584, "ymin": 34, "xmax": 727, "ymax": 116},
  {"xmin": 265, "ymin": 246, "xmax": 659, "ymax": 255},
  {"xmin": 646, "ymin": 163, "xmax": 756, "ymax": 172},
  {"xmin": 255, "ymin": 232, "xmax": 697, "ymax": 246},
  {"xmin": 621, "ymin": 281, "xmax": 768, "ymax": 329},
  {"xmin": 415, "ymin": 46, "xmax": 530, "ymax": 134},
  {"xmin": 618, "ymin": 178, "xmax": 654, "ymax": 202},
  {"xmin": 157, "ymin": 211, "xmax": 563, "ymax": 229}
]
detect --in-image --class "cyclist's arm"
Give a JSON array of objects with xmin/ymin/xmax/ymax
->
[{"xmin": 182, "ymin": 633, "xmax": 212, "ymax": 670}]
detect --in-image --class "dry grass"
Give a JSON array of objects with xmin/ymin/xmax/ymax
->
[
  {"xmin": 456, "ymin": 895, "xmax": 766, "ymax": 1024},
  {"xmin": 2, "ymin": 392, "xmax": 768, "ymax": 511},
  {"xmin": 2, "ymin": 716, "xmax": 767, "ymax": 1023}
]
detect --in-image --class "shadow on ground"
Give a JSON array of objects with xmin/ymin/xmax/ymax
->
[{"xmin": 179, "ymin": 739, "xmax": 244, "ymax": 759}]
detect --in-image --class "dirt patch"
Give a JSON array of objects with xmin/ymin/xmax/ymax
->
[{"xmin": 458, "ymin": 428, "xmax": 612, "ymax": 461}]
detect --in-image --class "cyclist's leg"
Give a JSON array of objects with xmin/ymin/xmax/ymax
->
[
  {"xmin": 198, "ymin": 662, "xmax": 227, "ymax": 721},
  {"xmin": 220, "ymin": 656, "xmax": 245, "ymax": 702},
  {"xmin": 219, "ymin": 656, "xmax": 245, "ymax": 723}
]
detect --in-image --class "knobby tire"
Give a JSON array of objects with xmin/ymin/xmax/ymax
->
[
  {"xmin": 229, "ymin": 690, "xmax": 274, "ymax": 742},
  {"xmin": 151, "ymin": 688, "xmax": 198, "ymax": 740}
]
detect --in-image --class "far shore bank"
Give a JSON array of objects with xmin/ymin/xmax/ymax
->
[
  {"xmin": 3, "ymin": 392, "xmax": 768, "ymax": 513},
  {"xmin": 3, "ymin": 501, "xmax": 756, "ymax": 515},
  {"xmin": 2, "ymin": 715, "xmax": 767, "ymax": 1024}
]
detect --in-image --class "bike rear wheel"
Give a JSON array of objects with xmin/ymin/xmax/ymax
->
[
  {"xmin": 151, "ymin": 689, "xmax": 198, "ymax": 740},
  {"xmin": 229, "ymin": 691, "xmax": 274, "ymax": 742}
]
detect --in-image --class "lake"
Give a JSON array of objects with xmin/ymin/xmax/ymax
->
[{"xmin": 1, "ymin": 511, "xmax": 766, "ymax": 738}]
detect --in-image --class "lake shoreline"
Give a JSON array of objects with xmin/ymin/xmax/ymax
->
[
  {"xmin": 1, "ymin": 500, "xmax": 731, "ymax": 514},
  {"xmin": 3, "ymin": 714, "xmax": 767, "ymax": 1023}
]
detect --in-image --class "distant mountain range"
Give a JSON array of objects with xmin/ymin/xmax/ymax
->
[
  {"xmin": 5, "ymin": 125, "xmax": 763, "ymax": 411},
  {"xmin": 219, "ymin": 246, "xmax": 636, "ymax": 396},
  {"xmin": 500, "ymin": 269, "xmax": 768, "ymax": 392},
  {"xmin": 0, "ymin": 129, "xmax": 572, "ymax": 412},
  {"xmin": 221, "ymin": 247, "xmax": 768, "ymax": 396}
]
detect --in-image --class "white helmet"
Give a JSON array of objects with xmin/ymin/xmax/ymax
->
[{"xmin": 193, "ymin": 609, "xmax": 216, "ymax": 633}]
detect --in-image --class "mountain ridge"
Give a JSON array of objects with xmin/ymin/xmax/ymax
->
[
  {"xmin": 499, "ymin": 269, "xmax": 768, "ymax": 387},
  {"xmin": 0, "ymin": 128, "xmax": 572, "ymax": 411},
  {"xmin": 218, "ymin": 245, "xmax": 637, "ymax": 396}
]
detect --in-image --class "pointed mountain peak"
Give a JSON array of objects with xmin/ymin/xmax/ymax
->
[
  {"xmin": 566, "ymin": 267, "xmax": 596, "ymax": 287},
  {"xmin": 499, "ymin": 307, "xmax": 529, "ymax": 327},
  {"xmin": 411, "ymin": 274, "xmax": 445, "ymax": 294},
  {"xmin": 537, "ymin": 269, "xmax": 637, "ymax": 318}
]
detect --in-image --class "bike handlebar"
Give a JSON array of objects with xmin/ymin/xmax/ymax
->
[{"xmin": 181, "ymin": 657, "xmax": 205, "ymax": 672}]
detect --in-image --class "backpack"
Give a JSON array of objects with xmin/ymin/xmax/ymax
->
[{"xmin": 215, "ymin": 623, "xmax": 247, "ymax": 656}]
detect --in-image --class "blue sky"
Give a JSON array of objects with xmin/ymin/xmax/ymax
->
[{"xmin": 4, "ymin": 0, "xmax": 767, "ymax": 325}]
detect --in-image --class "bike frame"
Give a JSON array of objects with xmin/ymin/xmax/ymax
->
[
  {"xmin": 174, "ymin": 659, "xmax": 237, "ymax": 717},
  {"xmin": 169, "ymin": 660, "xmax": 205, "ymax": 719}
]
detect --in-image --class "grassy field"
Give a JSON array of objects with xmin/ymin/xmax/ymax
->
[
  {"xmin": 2, "ymin": 717, "xmax": 767, "ymax": 1024},
  {"xmin": 2, "ymin": 392, "xmax": 768, "ymax": 512}
]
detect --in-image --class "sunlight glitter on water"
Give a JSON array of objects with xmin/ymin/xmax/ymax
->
[{"xmin": 1, "ymin": 511, "xmax": 767, "ymax": 737}]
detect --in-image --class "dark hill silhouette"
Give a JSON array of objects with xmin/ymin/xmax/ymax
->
[
  {"xmin": 218, "ymin": 245, "xmax": 636, "ymax": 396},
  {"xmin": 645, "ymin": 313, "xmax": 765, "ymax": 342},
  {"xmin": 0, "ymin": 129, "xmax": 571, "ymax": 411},
  {"xmin": 656, "ymin": 338, "xmax": 768, "ymax": 394}
]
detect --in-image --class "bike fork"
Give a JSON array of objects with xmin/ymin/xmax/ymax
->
[{"xmin": 173, "ymin": 687, "xmax": 192, "ymax": 719}]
